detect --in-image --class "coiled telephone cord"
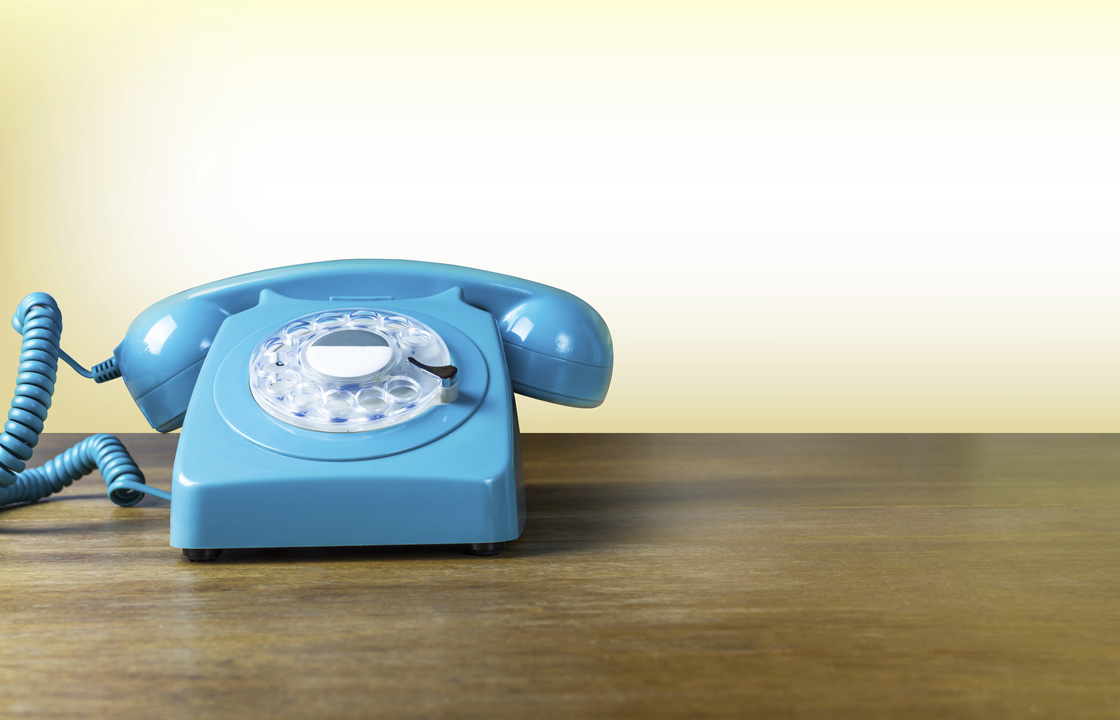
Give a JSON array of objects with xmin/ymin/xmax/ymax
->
[{"xmin": 0, "ymin": 292, "xmax": 168, "ymax": 507}]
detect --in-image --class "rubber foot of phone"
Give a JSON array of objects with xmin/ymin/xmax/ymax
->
[
  {"xmin": 183, "ymin": 548, "xmax": 224, "ymax": 562},
  {"xmin": 466, "ymin": 542, "xmax": 504, "ymax": 556}
]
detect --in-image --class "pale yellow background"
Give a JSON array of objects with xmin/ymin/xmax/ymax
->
[{"xmin": 1, "ymin": 1, "xmax": 1118, "ymax": 433}]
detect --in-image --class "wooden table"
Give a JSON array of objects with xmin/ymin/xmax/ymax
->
[{"xmin": 2, "ymin": 434, "xmax": 1117, "ymax": 718}]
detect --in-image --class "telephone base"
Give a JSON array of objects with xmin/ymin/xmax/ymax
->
[{"xmin": 169, "ymin": 291, "xmax": 526, "ymax": 556}]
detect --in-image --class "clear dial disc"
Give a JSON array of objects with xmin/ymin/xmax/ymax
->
[{"xmin": 249, "ymin": 309, "xmax": 451, "ymax": 433}]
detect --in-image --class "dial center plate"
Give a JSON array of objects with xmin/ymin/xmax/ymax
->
[{"xmin": 304, "ymin": 330, "xmax": 393, "ymax": 379}]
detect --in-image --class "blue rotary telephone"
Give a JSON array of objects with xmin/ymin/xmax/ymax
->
[{"xmin": 0, "ymin": 260, "xmax": 613, "ymax": 560}]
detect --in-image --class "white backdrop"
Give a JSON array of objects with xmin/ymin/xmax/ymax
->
[{"xmin": 1, "ymin": 4, "xmax": 1117, "ymax": 431}]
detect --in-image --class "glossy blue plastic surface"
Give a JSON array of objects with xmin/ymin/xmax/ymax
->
[
  {"xmin": 171, "ymin": 289, "xmax": 525, "ymax": 550},
  {"xmin": 117, "ymin": 260, "xmax": 613, "ymax": 432}
]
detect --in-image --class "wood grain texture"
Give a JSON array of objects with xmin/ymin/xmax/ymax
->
[{"xmin": 1, "ymin": 434, "xmax": 1118, "ymax": 719}]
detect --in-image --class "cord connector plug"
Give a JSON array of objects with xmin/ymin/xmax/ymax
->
[{"xmin": 91, "ymin": 357, "xmax": 121, "ymax": 383}]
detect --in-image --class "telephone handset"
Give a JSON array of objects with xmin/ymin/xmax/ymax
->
[{"xmin": 1, "ymin": 260, "xmax": 613, "ymax": 560}]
